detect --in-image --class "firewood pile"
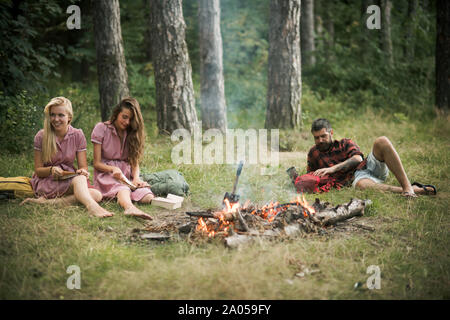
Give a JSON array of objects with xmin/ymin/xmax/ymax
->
[{"xmin": 139, "ymin": 196, "xmax": 372, "ymax": 248}]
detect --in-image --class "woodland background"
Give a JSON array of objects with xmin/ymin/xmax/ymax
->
[{"xmin": 0, "ymin": 0, "xmax": 449, "ymax": 300}]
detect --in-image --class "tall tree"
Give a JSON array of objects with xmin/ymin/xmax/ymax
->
[
  {"xmin": 149, "ymin": 0, "xmax": 198, "ymax": 134},
  {"xmin": 381, "ymin": 0, "xmax": 393, "ymax": 67},
  {"xmin": 403, "ymin": 0, "xmax": 418, "ymax": 61},
  {"xmin": 317, "ymin": 0, "xmax": 334, "ymax": 60},
  {"xmin": 324, "ymin": 1, "xmax": 334, "ymax": 56},
  {"xmin": 198, "ymin": 0, "xmax": 227, "ymax": 133},
  {"xmin": 301, "ymin": 0, "xmax": 315, "ymax": 66},
  {"xmin": 314, "ymin": 0, "xmax": 323, "ymax": 50},
  {"xmin": 360, "ymin": 0, "xmax": 372, "ymax": 62},
  {"xmin": 436, "ymin": 0, "xmax": 450, "ymax": 113},
  {"xmin": 93, "ymin": 0, "xmax": 129, "ymax": 121},
  {"xmin": 265, "ymin": 0, "xmax": 301, "ymax": 129},
  {"xmin": 144, "ymin": 0, "xmax": 152, "ymax": 61}
]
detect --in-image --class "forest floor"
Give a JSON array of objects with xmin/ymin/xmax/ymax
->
[{"xmin": 0, "ymin": 110, "xmax": 449, "ymax": 299}]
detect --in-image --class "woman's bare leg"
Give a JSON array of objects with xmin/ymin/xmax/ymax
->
[
  {"xmin": 71, "ymin": 175, "xmax": 114, "ymax": 217},
  {"xmin": 139, "ymin": 193, "xmax": 154, "ymax": 204},
  {"xmin": 20, "ymin": 185, "xmax": 106, "ymax": 208},
  {"xmin": 117, "ymin": 189, "xmax": 152, "ymax": 220},
  {"xmin": 20, "ymin": 195, "xmax": 78, "ymax": 206}
]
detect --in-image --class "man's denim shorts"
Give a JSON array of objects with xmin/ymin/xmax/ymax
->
[{"xmin": 352, "ymin": 152, "xmax": 389, "ymax": 187}]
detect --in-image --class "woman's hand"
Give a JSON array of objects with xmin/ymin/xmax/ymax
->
[
  {"xmin": 51, "ymin": 166, "xmax": 63, "ymax": 179},
  {"xmin": 111, "ymin": 166, "xmax": 123, "ymax": 180},
  {"xmin": 76, "ymin": 168, "xmax": 90, "ymax": 178},
  {"xmin": 132, "ymin": 177, "xmax": 150, "ymax": 188}
]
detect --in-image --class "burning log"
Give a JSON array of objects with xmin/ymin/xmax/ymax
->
[
  {"xmin": 235, "ymin": 209, "xmax": 250, "ymax": 232},
  {"xmin": 314, "ymin": 199, "xmax": 372, "ymax": 226},
  {"xmin": 185, "ymin": 211, "xmax": 215, "ymax": 219},
  {"xmin": 179, "ymin": 196, "xmax": 372, "ymax": 248},
  {"xmin": 178, "ymin": 222, "xmax": 197, "ymax": 234}
]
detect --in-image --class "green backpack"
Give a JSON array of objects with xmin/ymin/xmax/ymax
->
[{"xmin": 140, "ymin": 169, "xmax": 189, "ymax": 197}]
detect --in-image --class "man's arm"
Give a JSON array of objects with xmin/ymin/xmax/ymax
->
[
  {"xmin": 312, "ymin": 155, "xmax": 363, "ymax": 177},
  {"xmin": 306, "ymin": 149, "xmax": 318, "ymax": 173}
]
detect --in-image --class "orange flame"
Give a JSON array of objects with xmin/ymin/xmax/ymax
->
[{"xmin": 195, "ymin": 194, "xmax": 315, "ymax": 238}]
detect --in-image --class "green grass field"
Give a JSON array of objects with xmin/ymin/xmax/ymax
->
[{"xmin": 0, "ymin": 106, "xmax": 449, "ymax": 300}]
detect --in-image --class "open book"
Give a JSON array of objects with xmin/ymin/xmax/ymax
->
[
  {"xmin": 53, "ymin": 170, "xmax": 79, "ymax": 181},
  {"xmin": 151, "ymin": 194, "xmax": 184, "ymax": 210}
]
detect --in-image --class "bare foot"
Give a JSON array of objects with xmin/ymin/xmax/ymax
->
[
  {"xmin": 412, "ymin": 185, "xmax": 436, "ymax": 195},
  {"xmin": 88, "ymin": 205, "xmax": 114, "ymax": 218},
  {"xmin": 124, "ymin": 205, "xmax": 153, "ymax": 220},
  {"xmin": 20, "ymin": 197, "xmax": 46, "ymax": 206}
]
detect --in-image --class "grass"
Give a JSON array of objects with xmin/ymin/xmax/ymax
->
[{"xmin": 0, "ymin": 96, "xmax": 449, "ymax": 299}]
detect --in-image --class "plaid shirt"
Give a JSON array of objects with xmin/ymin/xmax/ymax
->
[{"xmin": 307, "ymin": 139, "xmax": 367, "ymax": 186}]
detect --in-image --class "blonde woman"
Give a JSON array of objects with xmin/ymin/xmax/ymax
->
[
  {"xmin": 91, "ymin": 97, "xmax": 154, "ymax": 220},
  {"xmin": 21, "ymin": 97, "xmax": 114, "ymax": 218}
]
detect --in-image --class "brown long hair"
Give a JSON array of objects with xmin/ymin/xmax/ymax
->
[
  {"xmin": 110, "ymin": 97, "xmax": 146, "ymax": 167},
  {"xmin": 42, "ymin": 97, "xmax": 73, "ymax": 163}
]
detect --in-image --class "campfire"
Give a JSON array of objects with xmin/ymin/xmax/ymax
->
[
  {"xmin": 139, "ymin": 195, "xmax": 372, "ymax": 248},
  {"xmin": 188, "ymin": 194, "xmax": 317, "ymax": 237},
  {"xmin": 183, "ymin": 195, "xmax": 371, "ymax": 248},
  {"xmin": 140, "ymin": 163, "xmax": 372, "ymax": 248}
]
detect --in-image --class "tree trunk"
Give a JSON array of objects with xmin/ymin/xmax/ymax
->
[
  {"xmin": 325, "ymin": 12, "xmax": 334, "ymax": 51},
  {"xmin": 265, "ymin": 0, "xmax": 301, "ymax": 130},
  {"xmin": 320, "ymin": 0, "xmax": 334, "ymax": 60},
  {"xmin": 436, "ymin": 0, "xmax": 450, "ymax": 113},
  {"xmin": 198, "ymin": 0, "xmax": 227, "ymax": 133},
  {"xmin": 301, "ymin": 0, "xmax": 315, "ymax": 66},
  {"xmin": 381, "ymin": 0, "xmax": 394, "ymax": 67},
  {"xmin": 314, "ymin": 0, "xmax": 323, "ymax": 51},
  {"xmin": 144, "ymin": 0, "xmax": 152, "ymax": 61},
  {"xmin": 93, "ymin": 0, "xmax": 129, "ymax": 121},
  {"xmin": 404, "ymin": 0, "xmax": 418, "ymax": 61},
  {"xmin": 149, "ymin": 0, "xmax": 198, "ymax": 134},
  {"xmin": 360, "ymin": 0, "xmax": 372, "ymax": 62}
]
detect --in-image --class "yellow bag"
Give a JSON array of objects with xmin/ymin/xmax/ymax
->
[{"xmin": 0, "ymin": 176, "xmax": 34, "ymax": 199}]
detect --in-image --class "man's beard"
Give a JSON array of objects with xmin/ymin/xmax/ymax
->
[{"xmin": 317, "ymin": 140, "xmax": 332, "ymax": 151}]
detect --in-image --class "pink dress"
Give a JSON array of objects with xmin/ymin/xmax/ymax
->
[
  {"xmin": 91, "ymin": 121, "xmax": 153, "ymax": 201},
  {"xmin": 31, "ymin": 126, "xmax": 87, "ymax": 199}
]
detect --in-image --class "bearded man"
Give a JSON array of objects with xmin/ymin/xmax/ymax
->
[{"xmin": 293, "ymin": 118, "xmax": 436, "ymax": 197}]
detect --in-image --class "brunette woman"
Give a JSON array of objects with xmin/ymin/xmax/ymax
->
[{"xmin": 91, "ymin": 97, "xmax": 154, "ymax": 220}]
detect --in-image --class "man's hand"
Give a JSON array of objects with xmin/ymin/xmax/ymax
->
[
  {"xmin": 313, "ymin": 167, "xmax": 336, "ymax": 177},
  {"xmin": 312, "ymin": 155, "xmax": 362, "ymax": 177}
]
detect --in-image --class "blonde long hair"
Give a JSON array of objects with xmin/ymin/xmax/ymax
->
[
  {"xmin": 42, "ymin": 97, "xmax": 73, "ymax": 163},
  {"xmin": 109, "ymin": 97, "xmax": 145, "ymax": 167}
]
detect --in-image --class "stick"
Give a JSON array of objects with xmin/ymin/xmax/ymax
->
[
  {"xmin": 315, "ymin": 199, "xmax": 367, "ymax": 226},
  {"xmin": 236, "ymin": 209, "xmax": 249, "ymax": 232},
  {"xmin": 185, "ymin": 212, "xmax": 215, "ymax": 218}
]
